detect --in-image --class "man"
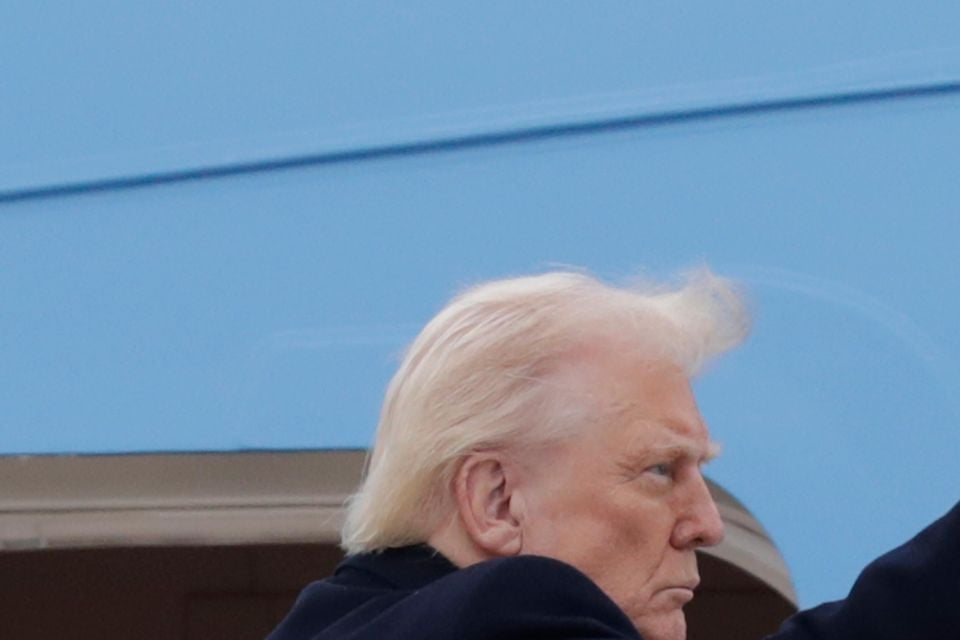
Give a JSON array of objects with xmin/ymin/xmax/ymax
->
[{"xmin": 269, "ymin": 270, "xmax": 959, "ymax": 640}]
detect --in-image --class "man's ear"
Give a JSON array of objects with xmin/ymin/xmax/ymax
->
[{"xmin": 453, "ymin": 452, "xmax": 523, "ymax": 558}]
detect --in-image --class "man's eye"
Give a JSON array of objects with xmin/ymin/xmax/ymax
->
[{"xmin": 646, "ymin": 463, "xmax": 673, "ymax": 479}]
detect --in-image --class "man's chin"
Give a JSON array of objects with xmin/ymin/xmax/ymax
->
[{"xmin": 633, "ymin": 609, "xmax": 688, "ymax": 640}]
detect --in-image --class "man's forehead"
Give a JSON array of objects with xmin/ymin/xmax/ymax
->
[
  {"xmin": 552, "ymin": 350, "xmax": 693, "ymax": 408},
  {"xmin": 547, "ymin": 344, "xmax": 713, "ymax": 448}
]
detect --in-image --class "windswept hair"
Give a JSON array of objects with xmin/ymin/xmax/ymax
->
[{"xmin": 340, "ymin": 268, "xmax": 750, "ymax": 554}]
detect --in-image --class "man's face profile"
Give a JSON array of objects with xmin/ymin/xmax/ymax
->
[{"xmin": 516, "ymin": 351, "xmax": 724, "ymax": 640}]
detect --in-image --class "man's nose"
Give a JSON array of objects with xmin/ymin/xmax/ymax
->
[{"xmin": 671, "ymin": 474, "xmax": 725, "ymax": 549}]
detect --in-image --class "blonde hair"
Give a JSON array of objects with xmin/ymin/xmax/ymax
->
[{"xmin": 340, "ymin": 268, "xmax": 749, "ymax": 553}]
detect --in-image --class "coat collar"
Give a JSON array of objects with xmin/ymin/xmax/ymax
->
[{"xmin": 337, "ymin": 544, "xmax": 459, "ymax": 590}]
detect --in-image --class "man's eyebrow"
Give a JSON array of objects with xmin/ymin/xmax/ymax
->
[
  {"xmin": 705, "ymin": 441, "xmax": 722, "ymax": 462},
  {"xmin": 636, "ymin": 441, "xmax": 722, "ymax": 464}
]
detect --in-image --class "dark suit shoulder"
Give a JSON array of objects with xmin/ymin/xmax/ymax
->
[
  {"xmin": 270, "ymin": 553, "xmax": 640, "ymax": 640},
  {"xmin": 457, "ymin": 556, "xmax": 634, "ymax": 621},
  {"xmin": 396, "ymin": 555, "xmax": 639, "ymax": 640}
]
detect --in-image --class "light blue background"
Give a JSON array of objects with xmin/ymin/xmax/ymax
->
[{"xmin": 2, "ymin": 2, "xmax": 959, "ymax": 609}]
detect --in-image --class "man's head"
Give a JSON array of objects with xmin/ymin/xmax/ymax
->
[{"xmin": 341, "ymin": 269, "xmax": 749, "ymax": 640}]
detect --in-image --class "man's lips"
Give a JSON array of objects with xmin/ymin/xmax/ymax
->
[
  {"xmin": 657, "ymin": 578, "xmax": 700, "ymax": 599},
  {"xmin": 668, "ymin": 577, "xmax": 700, "ymax": 591},
  {"xmin": 659, "ymin": 586, "xmax": 696, "ymax": 604}
]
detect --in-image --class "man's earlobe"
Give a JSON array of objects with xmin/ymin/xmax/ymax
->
[{"xmin": 454, "ymin": 453, "xmax": 523, "ymax": 558}]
